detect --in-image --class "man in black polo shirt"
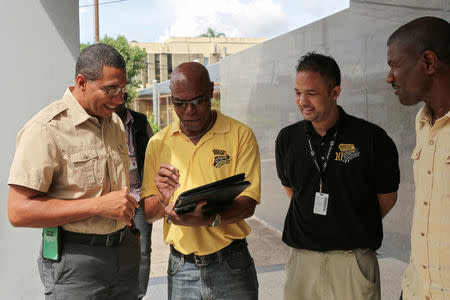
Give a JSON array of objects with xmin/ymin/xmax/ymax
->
[{"xmin": 275, "ymin": 52, "xmax": 400, "ymax": 300}]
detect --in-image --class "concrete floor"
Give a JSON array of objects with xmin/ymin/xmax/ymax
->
[{"xmin": 144, "ymin": 217, "xmax": 407, "ymax": 300}]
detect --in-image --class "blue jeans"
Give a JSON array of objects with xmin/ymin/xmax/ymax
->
[
  {"xmin": 133, "ymin": 206, "xmax": 153, "ymax": 299},
  {"xmin": 167, "ymin": 243, "xmax": 258, "ymax": 300}
]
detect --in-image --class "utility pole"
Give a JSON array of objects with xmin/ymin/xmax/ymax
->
[{"xmin": 94, "ymin": 0, "xmax": 99, "ymax": 42}]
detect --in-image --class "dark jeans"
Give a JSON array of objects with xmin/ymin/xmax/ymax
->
[
  {"xmin": 38, "ymin": 228, "xmax": 140, "ymax": 300},
  {"xmin": 399, "ymin": 291, "xmax": 403, "ymax": 299},
  {"xmin": 168, "ymin": 242, "xmax": 258, "ymax": 299},
  {"xmin": 133, "ymin": 206, "xmax": 153, "ymax": 299}
]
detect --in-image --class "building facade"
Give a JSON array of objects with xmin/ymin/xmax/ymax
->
[{"xmin": 132, "ymin": 37, "xmax": 266, "ymax": 87}]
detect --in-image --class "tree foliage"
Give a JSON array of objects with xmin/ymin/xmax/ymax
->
[
  {"xmin": 199, "ymin": 27, "xmax": 225, "ymax": 38},
  {"xmin": 80, "ymin": 35, "xmax": 147, "ymax": 101}
]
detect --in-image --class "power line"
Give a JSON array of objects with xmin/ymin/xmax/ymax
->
[{"xmin": 79, "ymin": 0, "xmax": 128, "ymax": 8}]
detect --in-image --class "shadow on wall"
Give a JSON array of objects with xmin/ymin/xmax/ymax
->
[{"xmin": 40, "ymin": 0, "xmax": 80, "ymax": 61}]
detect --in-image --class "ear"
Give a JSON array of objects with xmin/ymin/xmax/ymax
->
[
  {"xmin": 330, "ymin": 86, "xmax": 341, "ymax": 101},
  {"xmin": 422, "ymin": 50, "xmax": 438, "ymax": 74},
  {"xmin": 75, "ymin": 74, "xmax": 88, "ymax": 90}
]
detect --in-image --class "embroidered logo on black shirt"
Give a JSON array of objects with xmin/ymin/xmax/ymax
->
[
  {"xmin": 212, "ymin": 149, "xmax": 230, "ymax": 168},
  {"xmin": 335, "ymin": 144, "xmax": 360, "ymax": 163}
]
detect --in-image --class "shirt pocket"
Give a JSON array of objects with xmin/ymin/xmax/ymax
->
[{"xmin": 68, "ymin": 149, "xmax": 99, "ymax": 188}]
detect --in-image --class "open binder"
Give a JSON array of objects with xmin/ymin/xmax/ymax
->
[{"xmin": 174, "ymin": 173, "xmax": 251, "ymax": 215}]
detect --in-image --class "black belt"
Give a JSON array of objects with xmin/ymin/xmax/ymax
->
[
  {"xmin": 62, "ymin": 227, "xmax": 127, "ymax": 247},
  {"xmin": 170, "ymin": 239, "xmax": 247, "ymax": 267}
]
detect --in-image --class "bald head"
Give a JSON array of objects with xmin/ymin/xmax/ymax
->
[
  {"xmin": 170, "ymin": 62, "xmax": 212, "ymax": 91},
  {"xmin": 387, "ymin": 16, "xmax": 450, "ymax": 65}
]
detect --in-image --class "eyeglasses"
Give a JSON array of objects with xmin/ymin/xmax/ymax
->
[
  {"xmin": 82, "ymin": 74, "xmax": 128, "ymax": 96},
  {"xmin": 89, "ymin": 79, "xmax": 128, "ymax": 96},
  {"xmin": 171, "ymin": 95, "xmax": 209, "ymax": 109}
]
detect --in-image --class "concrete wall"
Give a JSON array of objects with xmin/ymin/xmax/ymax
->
[
  {"xmin": 0, "ymin": 1, "xmax": 79, "ymax": 298},
  {"xmin": 220, "ymin": 0, "xmax": 449, "ymax": 262}
]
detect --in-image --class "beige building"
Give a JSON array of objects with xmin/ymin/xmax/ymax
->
[{"xmin": 131, "ymin": 37, "xmax": 267, "ymax": 87}]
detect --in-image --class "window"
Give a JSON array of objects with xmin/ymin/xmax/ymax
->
[
  {"xmin": 155, "ymin": 54, "xmax": 160, "ymax": 82},
  {"xmin": 168, "ymin": 54, "xmax": 173, "ymax": 78},
  {"xmin": 204, "ymin": 57, "xmax": 209, "ymax": 66}
]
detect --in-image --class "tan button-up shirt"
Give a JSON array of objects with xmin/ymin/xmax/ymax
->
[
  {"xmin": 402, "ymin": 104, "xmax": 450, "ymax": 299},
  {"xmin": 8, "ymin": 88, "xmax": 129, "ymax": 234}
]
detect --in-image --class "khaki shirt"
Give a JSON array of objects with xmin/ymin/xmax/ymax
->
[
  {"xmin": 402, "ymin": 105, "xmax": 450, "ymax": 300},
  {"xmin": 8, "ymin": 88, "xmax": 129, "ymax": 234}
]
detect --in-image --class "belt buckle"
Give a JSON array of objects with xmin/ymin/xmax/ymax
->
[
  {"xmin": 194, "ymin": 254, "xmax": 209, "ymax": 267},
  {"xmin": 105, "ymin": 230, "xmax": 124, "ymax": 247}
]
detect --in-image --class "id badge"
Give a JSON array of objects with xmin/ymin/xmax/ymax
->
[
  {"xmin": 129, "ymin": 156, "xmax": 138, "ymax": 171},
  {"xmin": 313, "ymin": 192, "xmax": 329, "ymax": 215}
]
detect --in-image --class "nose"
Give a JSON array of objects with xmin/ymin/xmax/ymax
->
[
  {"xmin": 386, "ymin": 69, "xmax": 394, "ymax": 84},
  {"xmin": 184, "ymin": 102, "xmax": 196, "ymax": 114},
  {"xmin": 297, "ymin": 94, "xmax": 309, "ymax": 107}
]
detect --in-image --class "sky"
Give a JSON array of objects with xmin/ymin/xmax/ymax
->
[{"xmin": 79, "ymin": 0, "xmax": 349, "ymax": 44}]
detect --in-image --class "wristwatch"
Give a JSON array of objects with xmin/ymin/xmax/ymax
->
[{"xmin": 209, "ymin": 213, "xmax": 221, "ymax": 227}]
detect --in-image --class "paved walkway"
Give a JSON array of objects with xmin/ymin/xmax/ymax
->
[{"xmin": 143, "ymin": 217, "xmax": 407, "ymax": 300}]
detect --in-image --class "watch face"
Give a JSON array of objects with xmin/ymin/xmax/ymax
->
[{"xmin": 212, "ymin": 214, "xmax": 221, "ymax": 227}]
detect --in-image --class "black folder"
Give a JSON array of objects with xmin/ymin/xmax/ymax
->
[{"xmin": 173, "ymin": 173, "xmax": 251, "ymax": 215}]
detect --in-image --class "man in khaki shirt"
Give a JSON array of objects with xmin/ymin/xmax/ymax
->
[
  {"xmin": 386, "ymin": 17, "xmax": 450, "ymax": 300},
  {"xmin": 8, "ymin": 43, "xmax": 140, "ymax": 299}
]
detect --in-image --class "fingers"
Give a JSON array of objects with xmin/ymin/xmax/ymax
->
[
  {"xmin": 126, "ymin": 193, "xmax": 139, "ymax": 208},
  {"xmin": 157, "ymin": 163, "xmax": 180, "ymax": 186}
]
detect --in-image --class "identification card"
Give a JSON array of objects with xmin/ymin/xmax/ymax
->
[
  {"xmin": 313, "ymin": 192, "xmax": 329, "ymax": 215},
  {"xmin": 129, "ymin": 156, "xmax": 138, "ymax": 171}
]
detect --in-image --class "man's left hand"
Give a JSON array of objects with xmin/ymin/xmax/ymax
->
[{"xmin": 164, "ymin": 201, "xmax": 213, "ymax": 226}]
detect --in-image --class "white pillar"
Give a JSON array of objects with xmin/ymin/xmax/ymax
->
[
  {"xmin": 0, "ymin": 2, "xmax": 79, "ymax": 299},
  {"xmin": 152, "ymin": 79, "xmax": 160, "ymax": 125}
]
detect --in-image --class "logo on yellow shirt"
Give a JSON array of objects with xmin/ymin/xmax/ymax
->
[
  {"xmin": 212, "ymin": 149, "xmax": 230, "ymax": 168},
  {"xmin": 335, "ymin": 143, "xmax": 360, "ymax": 163}
]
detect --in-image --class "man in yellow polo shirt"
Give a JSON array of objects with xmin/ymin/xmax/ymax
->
[
  {"xmin": 386, "ymin": 17, "xmax": 450, "ymax": 300},
  {"xmin": 141, "ymin": 62, "xmax": 260, "ymax": 299}
]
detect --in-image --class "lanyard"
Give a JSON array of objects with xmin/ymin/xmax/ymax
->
[{"xmin": 305, "ymin": 130, "xmax": 337, "ymax": 193}]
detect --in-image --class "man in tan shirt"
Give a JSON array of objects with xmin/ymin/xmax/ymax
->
[
  {"xmin": 8, "ymin": 43, "xmax": 140, "ymax": 299},
  {"xmin": 386, "ymin": 17, "xmax": 450, "ymax": 300}
]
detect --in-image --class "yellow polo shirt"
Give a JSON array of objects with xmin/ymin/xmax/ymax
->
[
  {"xmin": 402, "ymin": 105, "xmax": 450, "ymax": 300},
  {"xmin": 140, "ymin": 111, "xmax": 261, "ymax": 255}
]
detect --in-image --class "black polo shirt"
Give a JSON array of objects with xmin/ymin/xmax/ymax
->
[{"xmin": 275, "ymin": 106, "xmax": 399, "ymax": 251}]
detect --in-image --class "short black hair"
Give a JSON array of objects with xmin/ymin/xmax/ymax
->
[
  {"xmin": 296, "ymin": 52, "xmax": 341, "ymax": 88},
  {"xmin": 75, "ymin": 43, "xmax": 126, "ymax": 80},
  {"xmin": 387, "ymin": 16, "xmax": 450, "ymax": 65}
]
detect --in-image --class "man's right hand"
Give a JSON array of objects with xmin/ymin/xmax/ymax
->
[
  {"xmin": 97, "ymin": 187, "xmax": 139, "ymax": 225},
  {"xmin": 155, "ymin": 163, "xmax": 180, "ymax": 206}
]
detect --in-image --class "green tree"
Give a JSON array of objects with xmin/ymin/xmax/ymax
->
[
  {"xmin": 199, "ymin": 27, "xmax": 225, "ymax": 38},
  {"xmin": 80, "ymin": 35, "xmax": 147, "ymax": 101},
  {"xmin": 148, "ymin": 114, "xmax": 160, "ymax": 134}
]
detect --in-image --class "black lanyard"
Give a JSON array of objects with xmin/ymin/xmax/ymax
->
[{"xmin": 305, "ymin": 130, "xmax": 338, "ymax": 193}]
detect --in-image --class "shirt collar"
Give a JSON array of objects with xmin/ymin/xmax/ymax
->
[
  {"xmin": 417, "ymin": 104, "xmax": 450, "ymax": 128},
  {"xmin": 170, "ymin": 110, "xmax": 229, "ymax": 137},
  {"xmin": 122, "ymin": 109, "xmax": 134, "ymax": 126},
  {"xmin": 63, "ymin": 87, "xmax": 111, "ymax": 126}
]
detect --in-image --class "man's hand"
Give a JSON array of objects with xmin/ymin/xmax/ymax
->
[
  {"xmin": 164, "ymin": 201, "xmax": 212, "ymax": 226},
  {"xmin": 155, "ymin": 163, "xmax": 180, "ymax": 205},
  {"xmin": 97, "ymin": 187, "xmax": 139, "ymax": 226}
]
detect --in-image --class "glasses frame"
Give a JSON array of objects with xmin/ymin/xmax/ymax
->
[
  {"xmin": 171, "ymin": 95, "xmax": 209, "ymax": 110},
  {"xmin": 81, "ymin": 74, "xmax": 128, "ymax": 96}
]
